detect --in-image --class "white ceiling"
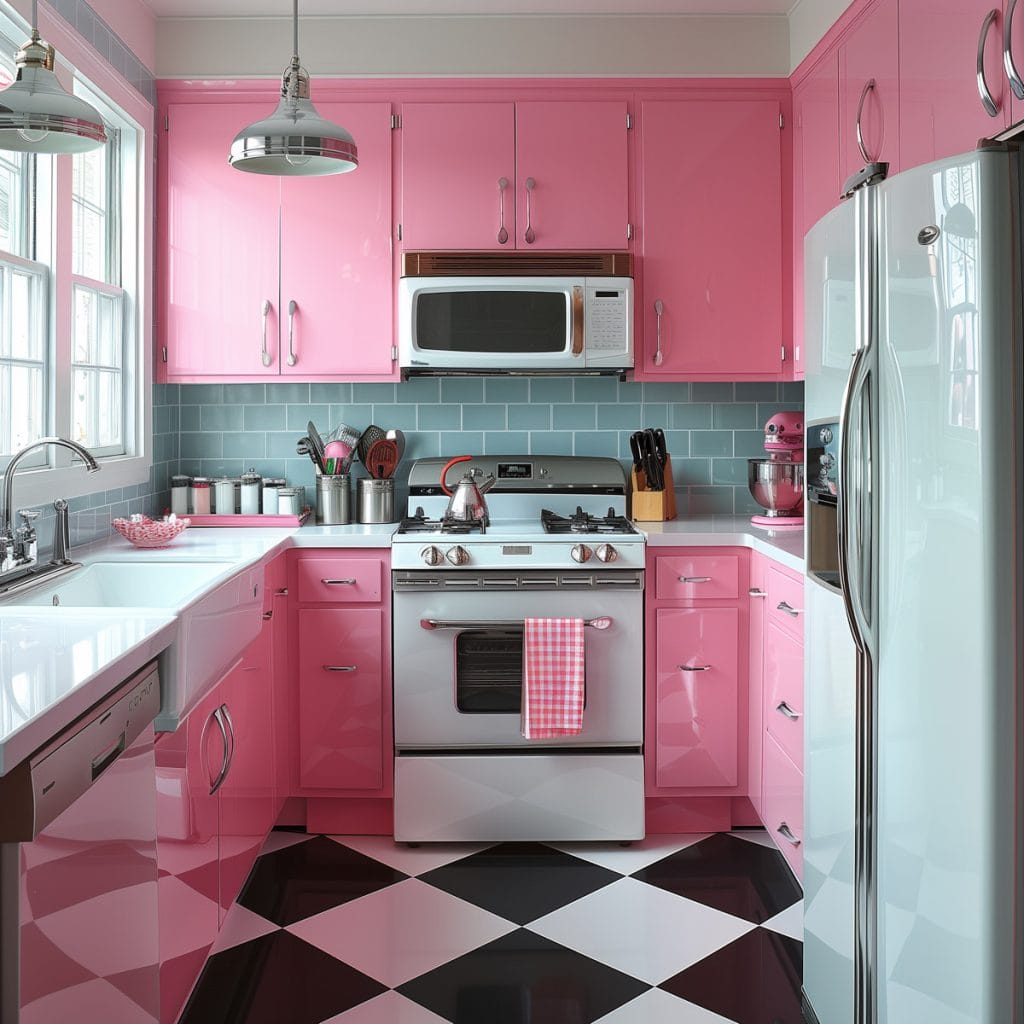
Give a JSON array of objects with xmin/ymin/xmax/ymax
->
[{"xmin": 144, "ymin": 0, "xmax": 796, "ymax": 17}]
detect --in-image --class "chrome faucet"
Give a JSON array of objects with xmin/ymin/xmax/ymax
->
[{"xmin": 0, "ymin": 436, "xmax": 99, "ymax": 580}]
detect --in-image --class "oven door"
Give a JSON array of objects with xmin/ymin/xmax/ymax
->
[{"xmin": 392, "ymin": 570, "xmax": 643, "ymax": 749}]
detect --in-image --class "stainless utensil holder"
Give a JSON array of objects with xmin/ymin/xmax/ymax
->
[
  {"xmin": 317, "ymin": 475, "xmax": 351, "ymax": 525},
  {"xmin": 357, "ymin": 478, "xmax": 394, "ymax": 524}
]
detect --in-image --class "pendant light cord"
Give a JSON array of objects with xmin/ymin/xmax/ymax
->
[{"xmin": 292, "ymin": 0, "xmax": 299, "ymax": 62}]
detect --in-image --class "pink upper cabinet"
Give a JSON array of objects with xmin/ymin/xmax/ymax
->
[
  {"xmin": 400, "ymin": 102, "xmax": 516, "ymax": 250},
  {"xmin": 514, "ymin": 101, "xmax": 629, "ymax": 250},
  {"xmin": 901, "ymin": 0, "xmax": 1008, "ymax": 167},
  {"xmin": 280, "ymin": 102, "xmax": 394, "ymax": 377},
  {"xmin": 399, "ymin": 99, "xmax": 629, "ymax": 251},
  {"xmin": 163, "ymin": 102, "xmax": 280, "ymax": 377},
  {"xmin": 838, "ymin": 0, "xmax": 900, "ymax": 184},
  {"xmin": 638, "ymin": 98, "xmax": 784, "ymax": 379}
]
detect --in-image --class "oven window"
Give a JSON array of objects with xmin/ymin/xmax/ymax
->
[
  {"xmin": 454, "ymin": 629, "xmax": 586, "ymax": 714},
  {"xmin": 416, "ymin": 291, "xmax": 567, "ymax": 353}
]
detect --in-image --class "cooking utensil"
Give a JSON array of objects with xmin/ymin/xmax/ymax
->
[
  {"xmin": 307, "ymin": 421, "xmax": 326, "ymax": 469},
  {"xmin": 385, "ymin": 428, "xmax": 406, "ymax": 465},
  {"xmin": 357, "ymin": 424, "xmax": 386, "ymax": 464},
  {"xmin": 642, "ymin": 429, "xmax": 663, "ymax": 491},
  {"xmin": 366, "ymin": 438, "xmax": 399, "ymax": 480},
  {"xmin": 440, "ymin": 455, "xmax": 495, "ymax": 523},
  {"xmin": 324, "ymin": 439, "xmax": 355, "ymax": 476},
  {"xmin": 296, "ymin": 436, "xmax": 324, "ymax": 475}
]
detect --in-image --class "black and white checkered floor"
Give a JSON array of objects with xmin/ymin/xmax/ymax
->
[{"xmin": 180, "ymin": 829, "xmax": 803, "ymax": 1023}]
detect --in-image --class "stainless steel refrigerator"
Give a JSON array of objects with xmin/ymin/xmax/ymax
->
[{"xmin": 802, "ymin": 143, "xmax": 1024, "ymax": 1024}]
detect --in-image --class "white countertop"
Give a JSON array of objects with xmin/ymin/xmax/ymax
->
[{"xmin": 0, "ymin": 516, "xmax": 801, "ymax": 776}]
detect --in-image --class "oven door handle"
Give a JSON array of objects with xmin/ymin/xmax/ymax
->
[{"xmin": 419, "ymin": 616, "xmax": 612, "ymax": 631}]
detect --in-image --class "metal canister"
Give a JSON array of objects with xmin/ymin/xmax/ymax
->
[
  {"xmin": 317, "ymin": 475, "xmax": 350, "ymax": 525},
  {"xmin": 277, "ymin": 487, "xmax": 302, "ymax": 516},
  {"xmin": 214, "ymin": 478, "xmax": 235, "ymax": 515},
  {"xmin": 170, "ymin": 475, "xmax": 190, "ymax": 515},
  {"xmin": 190, "ymin": 477, "xmax": 211, "ymax": 514},
  {"xmin": 262, "ymin": 478, "xmax": 285, "ymax": 515},
  {"xmin": 357, "ymin": 478, "xmax": 394, "ymax": 524},
  {"xmin": 240, "ymin": 470, "xmax": 262, "ymax": 515}
]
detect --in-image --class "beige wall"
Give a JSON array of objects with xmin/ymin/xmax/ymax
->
[{"xmin": 156, "ymin": 13, "xmax": 791, "ymax": 78}]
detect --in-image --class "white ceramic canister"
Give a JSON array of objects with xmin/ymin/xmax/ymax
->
[
  {"xmin": 240, "ymin": 470, "xmax": 262, "ymax": 515},
  {"xmin": 170, "ymin": 475, "xmax": 190, "ymax": 515},
  {"xmin": 190, "ymin": 477, "xmax": 211, "ymax": 514},
  {"xmin": 214, "ymin": 477, "xmax": 235, "ymax": 515}
]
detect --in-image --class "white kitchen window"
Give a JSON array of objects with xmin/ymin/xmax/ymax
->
[{"xmin": 0, "ymin": 4, "xmax": 150, "ymax": 503}]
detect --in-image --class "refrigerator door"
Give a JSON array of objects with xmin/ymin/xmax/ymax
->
[
  {"xmin": 802, "ymin": 194, "xmax": 859, "ymax": 1024},
  {"xmin": 874, "ymin": 149, "xmax": 1024, "ymax": 1023}
]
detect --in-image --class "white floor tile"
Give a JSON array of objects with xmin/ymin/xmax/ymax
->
[
  {"xmin": 548, "ymin": 834, "xmax": 711, "ymax": 873},
  {"xmin": 210, "ymin": 901, "xmax": 278, "ymax": 955},
  {"xmin": 594, "ymin": 988, "xmax": 738, "ymax": 1023},
  {"xmin": 285, "ymin": 878, "xmax": 516, "ymax": 987},
  {"xmin": 529, "ymin": 877, "xmax": 754, "ymax": 985},
  {"xmin": 322, "ymin": 989, "xmax": 450, "ymax": 1023},
  {"xmin": 327, "ymin": 835, "xmax": 492, "ymax": 876},
  {"xmin": 259, "ymin": 830, "xmax": 315, "ymax": 856},
  {"xmin": 729, "ymin": 829, "xmax": 776, "ymax": 849},
  {"xmin": 763, "ymin": 899, "xmax": 804, "ymax": 941}
]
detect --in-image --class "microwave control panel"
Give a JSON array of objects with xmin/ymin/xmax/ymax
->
[{"xmin": 585, "ymin": 278, "xmax": 633, "ymax": 361}]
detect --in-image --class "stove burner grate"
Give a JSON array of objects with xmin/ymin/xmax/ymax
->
[
  {"xmin": 397, "ymin": 507, "xmax": 488, "ymax": 535},
  {"xmin": 540, "ymin": 506, "xmax": 637, "ymax": 535}
]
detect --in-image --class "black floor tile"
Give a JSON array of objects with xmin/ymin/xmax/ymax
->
[
  {"xmin": 398, "ymin": 928, "xmax": 650, "ymax": 1024},
  {"xmin": 417, "ymin": 842, "xmax": 621, "ymax": 925},
  {"xmin": 179, "ymin": 930, "xmax": 387, "ymax": 1024},
  {"xmin": 660, "ymin": 927, "xmax": 803, "ymax": 1024},
  {"xmin": 632, "ymin": 833, "xmax": 802, "ymax": 924},
  {"xmin": 236, "ymin": 835, "xmax": 407, "ymax": 927}
]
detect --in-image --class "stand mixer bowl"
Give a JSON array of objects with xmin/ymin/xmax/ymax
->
[{"xmin": 747, "ymin": 459, "xmax": 804, "ymax": 517}]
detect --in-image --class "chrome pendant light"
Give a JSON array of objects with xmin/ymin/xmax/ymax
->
[
  {"xmin": 0, "ymin": 0, "xmax": 107, "ymax": 154},
  {"xmin": 228, "ymin": 0, "xmax": 357, "ymax": 176}
]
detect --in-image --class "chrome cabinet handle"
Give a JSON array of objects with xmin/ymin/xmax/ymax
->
[
  {"xmin": 199, "ymin": 708, "xmax": 218, "ymax": 790},
  {"xmin": 260, "ymin": 299, "xmax": 272, "ymax": 367},
  {"xmin": 749, "ymin": 588, "xmax": 767, "ymax": 598},
  {"xmin": 321, "ymin": 578, "xmax": 357, "ymax": 585},
  {"xmin": 777, "ymin": 822, "xmax": 802, "ymax": 846},
  {"xmin": 497, "ymin": 177, "xmax": 509, "ymax": 245},
  {"xmin": 679, "ymin": 664, "xmax": 712, "ymax": 672},
  {"xmin": 680, "ymin": 575, "xmax": 711, "ymax": 583},
  {"xmin": 776, "ymin": 701, "xmax": 801, "ymax": 721},
  {"xmin": 653, "ymin": 299, "xmax": 664, "ymax": 366},
  {"xmin": 287, "ymin": 299, "xmax": 297, "ymax": 366},
  {"xmin": 209, "ymin": 706, "xmax": 231, "ymax": 795},
  {"xmin": 978, "ymin": 9, "xmax": 1001, "ymax": 116},
  {"xmin": 1006, "ymin": 0, "xmax": 1024, "ymax": 99},
  {"xmin": 777, "ymin": 600, "xmax": 800, "ymax": 618},
  {"xmin": 524, "ymin": 176, "xmax": 536, "ymax": 244},
  {"xmin": 262, "ymin": 610, "xmax": 273, "ymax": 620},
  {"xmin": 855, "ymin": 79, "xmax": 877, "ymax": 163},
  {"xmin": 323, "ymin": 665, "xmax": 357, "ymax": 672},
  {"xmin": 220, "ymin": 703, "xmax": 235, "ymax": 782}
]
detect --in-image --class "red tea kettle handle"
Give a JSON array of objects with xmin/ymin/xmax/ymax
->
[{"xmin": 440, "ymin": 455, "xmax": 472, "ymax": 496}]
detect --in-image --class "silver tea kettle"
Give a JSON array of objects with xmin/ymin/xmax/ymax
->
[{"xmin": 440, "ymin": 456, "xmax": 495, "ymax": 523}]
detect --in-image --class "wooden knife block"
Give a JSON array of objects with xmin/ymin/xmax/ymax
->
[{"xmin": 630, "ymin": 456, "xmax": 677, "ymax": 521}]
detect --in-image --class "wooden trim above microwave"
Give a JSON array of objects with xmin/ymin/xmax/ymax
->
[{"xmin": 401, "ymin": 251, "xmax": 633, "ymax": 277}]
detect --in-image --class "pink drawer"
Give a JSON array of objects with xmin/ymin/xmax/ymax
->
[
  {"xmin": 296, "ymin": 556, "xmax": 383, "ymax": 604},
  {"xmin": 762, "ymin": 732, "xmax": 803, "ymax": 880},
  {"xmin": 763, "ymin": 622, "xmax": 803, "ymax": 769},
  {"xmin": 655, "ymin": 553, "xmax": 740, "ymax": 601},
  {"xmin": 766, "ymin": 564, "xmax": 804, "ymax": 640}
]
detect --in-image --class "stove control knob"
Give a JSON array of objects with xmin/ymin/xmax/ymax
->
[
  {"xmin": 570, "ymin": 543, "xmax": 593, "ymax": 564},
  {"xmin": 445, "ymin": 545, "xmax": 470, "ymax": 566},
  {"xmin": 595, "ymin": 543, "xmax": 618, "ymax": 563},
  {"xmin": 420, "ymin": 545, "xmax": 444, "ymax": 566}
]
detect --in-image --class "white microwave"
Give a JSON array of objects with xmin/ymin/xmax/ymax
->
[{"xmin": 398, "ymin": 252, "xmax": 633, "ymax": 377}]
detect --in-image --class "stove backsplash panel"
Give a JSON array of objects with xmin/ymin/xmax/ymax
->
[{"xmin": 173, "ymin": 378, "xmax": 804, "ymax": 516}]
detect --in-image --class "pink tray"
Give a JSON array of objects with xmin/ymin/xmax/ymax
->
[{"xmin": 183, "ymin": 508, "xmax": 311, "ymax": 528}]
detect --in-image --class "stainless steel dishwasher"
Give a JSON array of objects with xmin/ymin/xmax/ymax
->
[{"xmin": 0, "ymin": 661, "xmax": 161, "ymax": 1023}]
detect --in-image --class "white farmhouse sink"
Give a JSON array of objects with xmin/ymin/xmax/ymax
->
[{"xmin": 3, "ymin": 559, "xmax": 265, "ymax": 731}]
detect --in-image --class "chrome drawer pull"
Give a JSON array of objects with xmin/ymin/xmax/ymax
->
[
  {"xmin": 262, "ymin": 610, "xmax": 273, "ymax": 621},
  {"xmin": 777, "ymin": 822, "xmax": 801, "ymax": 847},
  {"xmin": 678, "ymin": 664, "xmax": 711, "ymax": 672},
  {"xmin": 679, "ymin": 575, "xmax": 711, "ymax": 583},
  {"xmin": 321, "ymin": 578, "xmax": 357, "ymax": 585},
  {"xmin": 323, "ymin": 665, "xmax": 357, "ymax": 672},
  {"xmin": 777, "ymin": 601, "xmax": 800, "ymax": 617},
  {"xmin": 749, "ymin": 588, "xmax": 767, "ymax": 598},
  {"xmin": 776, "ymin": 701, "xmax": 801, "ymax": 721}
]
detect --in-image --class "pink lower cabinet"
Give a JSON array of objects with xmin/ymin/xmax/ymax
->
[
  {"xmin": 764, "ymin": 620, "xmax": 804, "ymax": 770},
  {"xmin": 762, "ymin": 732, "xmax": 804, "ymax": 880},
  {"xmin": 747, "ymin": 553, "xmax": 768, "ymax": 816}
]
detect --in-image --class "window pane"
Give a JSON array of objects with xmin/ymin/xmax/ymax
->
[
  {"xmin": 0, "ymin": 362, "xmax": 44, "ymax": 454},
  {"xmin": 0, "ymin": 153, "xmax": 24, "ymax": 255},
  {"xmin": 72, "ymin": 368, "xmax": 121, "ymax": 448},
  {"xmin": 11, "ymin": 270, "xmax": 42, "ymax": 360},
  {"xmin": 73, "ymin": 285, "xmax": 122, "ymax": 367},
  {"xmin": 72, "ymin": 145, "xmax": 108, "ymax": 280}
]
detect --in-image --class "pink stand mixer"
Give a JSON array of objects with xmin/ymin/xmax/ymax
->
[{"xmin": 747, "ymin": 411, "xmax": 804, "ymax": 529}]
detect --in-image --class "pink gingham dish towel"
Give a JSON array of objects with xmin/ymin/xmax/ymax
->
[{"xmin": 521, "ymin": 617, "xmax": 585, "ymax": 739}]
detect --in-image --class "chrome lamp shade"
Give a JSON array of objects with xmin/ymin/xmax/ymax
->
[{"xmin": 0, "ymin": 33, "xmax": 107, "ymax": 154}]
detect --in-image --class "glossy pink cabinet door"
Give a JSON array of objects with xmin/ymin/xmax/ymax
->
[
  {"xmin": 514, "ymin": 101, "xmax": 629, "ymax": 249},
  {"xmin": 157, "ymin": 687, "xmax": 224, "ymax": 1024},
  {"xmin": 747, "ymin": 555, "xmax": 767, "ymax": 815},
  {"xmin": 639, "ymin": 99, "xmax": 783, "ymax": 379},
  {"xmin": 280, "ymin": 103, "xmax": 394, "ymax": 376},
  {"xmin": 297, "ymin": 607, "xmax": 385, "ymax": 791},
  {"xmin": 901, "ymin": 0, "xmax": 1007, "ymax": 168},
  {"xmin": 762, "ymin": 732, "xmax": 804, "ymax": 880},
  {"xmin": 163, "ymin": 102, "xmax": 280, "ymax": 377},
  {"xmin": 400, "ymin": 102, "xmax": 515, "ymax": 250},
  {"xmin": 763, "ymin": 620, "xmax": 804, "ymax": 770},
  {"xmin": 839, "ymin": 0, "xmax": 900, "ymax": 183},
  {"xmin": 654, "ymin": 606, "xmax": 740, "ymax": 788}
]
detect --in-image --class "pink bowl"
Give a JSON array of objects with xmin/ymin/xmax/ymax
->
[{"xmin": 112, "ymin": 516, "xmax": 190, "ymax": 548}]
